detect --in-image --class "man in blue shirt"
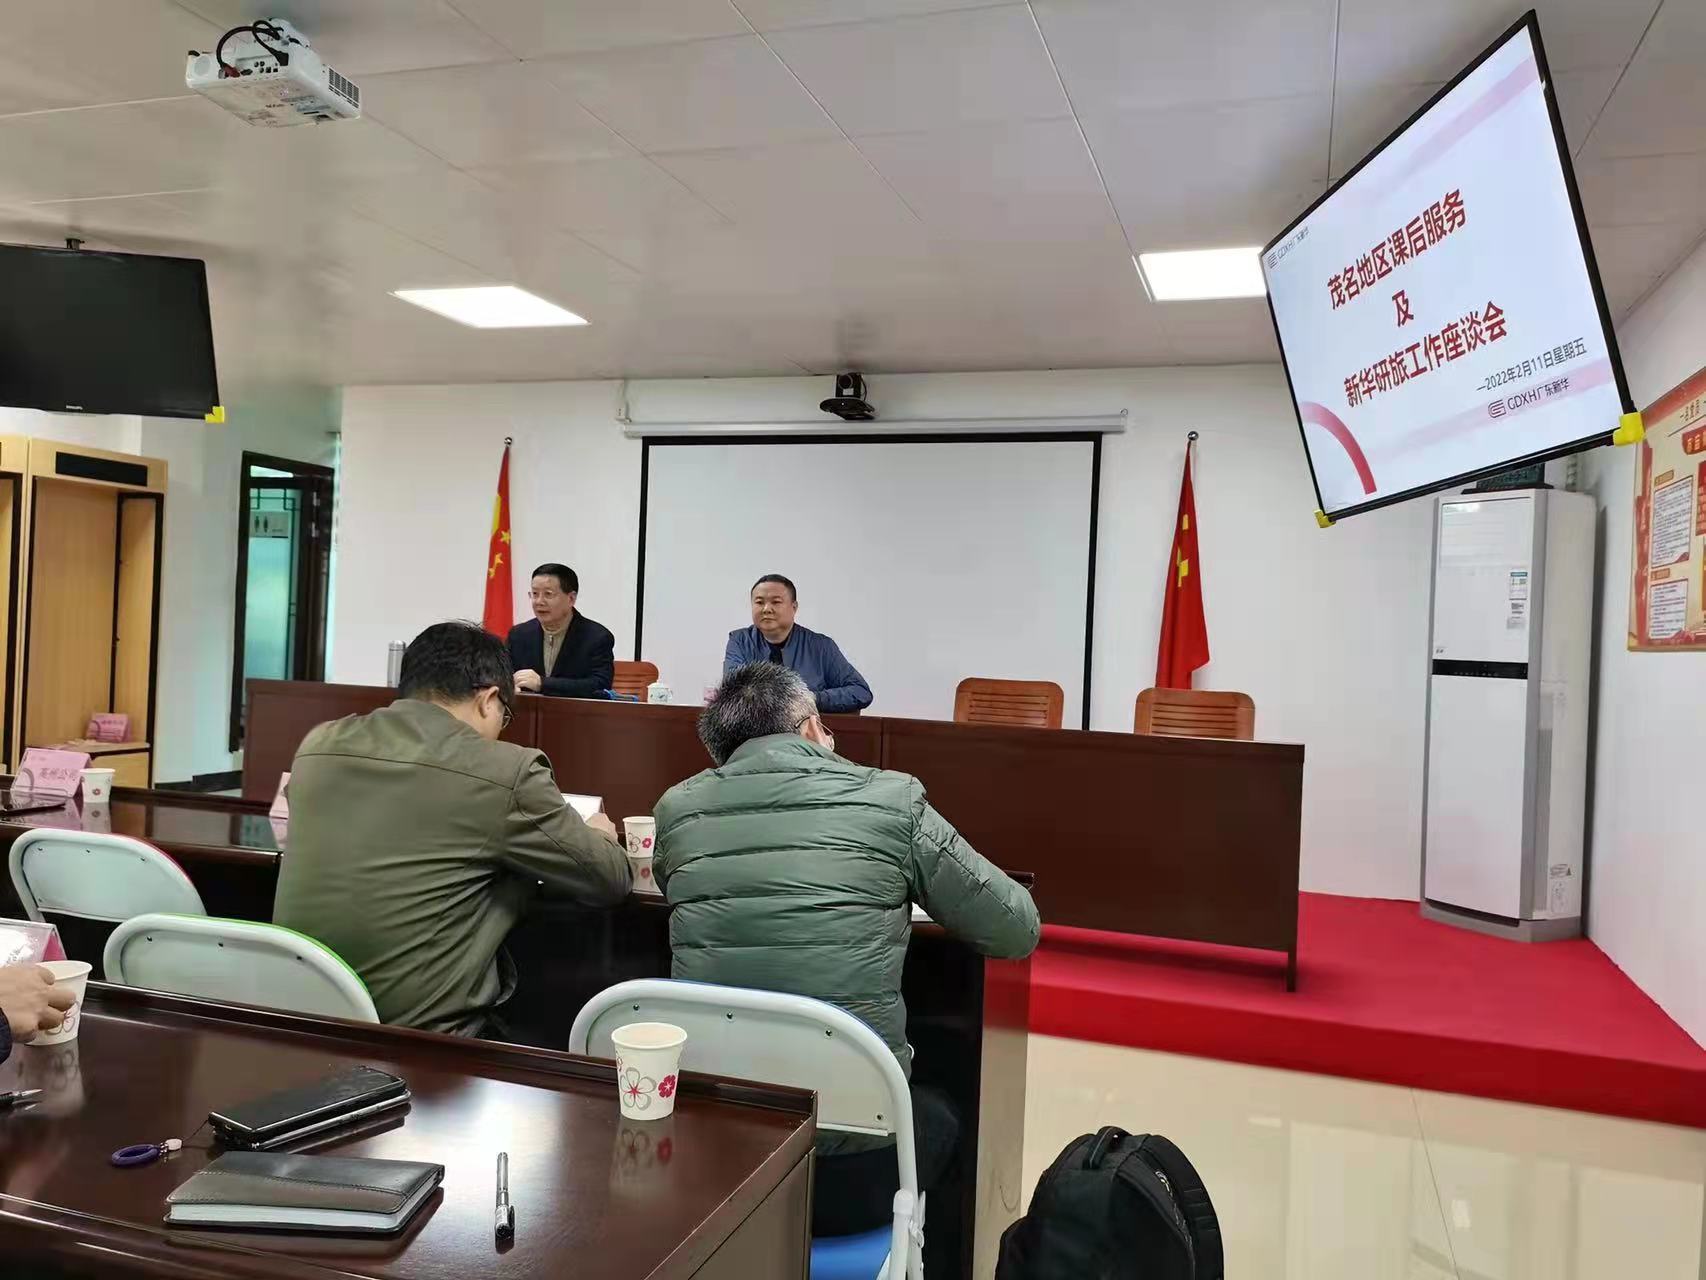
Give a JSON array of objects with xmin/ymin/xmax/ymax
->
[{"xmin": 723, "ymin": 574, "xmax": 873, "ymax": 713}]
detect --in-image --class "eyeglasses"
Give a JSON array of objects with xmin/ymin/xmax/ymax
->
[
  {"xmin": 796, "ymin": 714, "xmax": 833, "ymax": 743},
  {"xmin": 490, "ymin": 688, "xmax": 514, "ymax": 731}
]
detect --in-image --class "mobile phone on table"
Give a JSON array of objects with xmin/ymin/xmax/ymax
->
[{"xmin": 210, "ymin": 1066, "xmax": 410, "ymax": 1151}]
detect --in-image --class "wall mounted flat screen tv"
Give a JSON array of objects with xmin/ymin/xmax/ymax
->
[
  {"xmin": 1261, "ymin": 10, "xmax": 1631, "ymax": 521},
  {"xmin": 0, "ymin": 244, "xmax": 219, "ymax": 420}
]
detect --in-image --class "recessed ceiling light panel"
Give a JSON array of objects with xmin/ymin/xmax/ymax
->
[
  {"xmin": 391, "ymin": 285, "xmax": 588, "ymax": 328},
  {"xmin": 1134, "ymin": 248, "xmax": 1267, "ymax": 301}
]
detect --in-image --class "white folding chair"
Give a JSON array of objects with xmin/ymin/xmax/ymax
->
[
  {"xmin": 104, "ymin": 913, "xmax": 378, "ymax": 1023},
  {"xmin": 8, "ymin": 830, "xmax": 205, "ymax": 923},
  {"xmin": 570, "ymin": 980, "xmax": 923, "ymax": 1280}
]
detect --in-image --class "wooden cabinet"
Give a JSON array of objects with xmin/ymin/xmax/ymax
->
[{"xmin": 7, "ymin": 439, "xmax": 165, "ymax": 785}]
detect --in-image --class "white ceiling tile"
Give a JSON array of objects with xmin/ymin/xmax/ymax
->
[
  {"xmin": 308, "ymin": 210, "xmax": 498, "ymax": 289},
  {"xmin": 0, "ymin": 193, "xmax": 213, "ymax": 262},
  {"xmin": 1552, "ymin": 65, "xmax": 1620, "ymax": 155},
  {"xmin": 238, "ymin": 115, "xmax": 446, "ymax": 185},
  {"xmin": 451, "ymin": 0, "xmax": 751, "ymax": 56},
  {"xmin": 1156, "ymin": 297, "xmax": 1282, "ymax": 364},
  {"xmin": 738, "ymin": 0, "xmax": 993, "ymax": 30},
  {"xmin": 1581, "ymin": 54, "xmax": 1706, "ymax": 160},
  {"xmin": 1032, "ymin": 0, "xmax": 1336, "ymax": 114},
  {"xmin": 1083, "ymin": 95, "xmax": 1330, "ymax": 250},
  {"xmin": 589, "ymin": 219, "xmax": 952, "ymax": 305},
  {"xmin": 0, "ymin": 96, "xmax": 242, "ymax": 203},
  {"xmin": 0, "ymin": 2, "xmax": 218, "ymax": 116},
  {"xmin": 951, "ymin": 262, "xmax": 1175, "ymax": 364},
  {"xmin": 654, "ymin": 139, "xmax": 921, "ymax": 237},
  {"xmin": 1334, "ymin": 0, "xmax": 1657, "ymax": 85},
  {"xmin": 345, "ymin": 164, "xmax": 641, "ymax": 295},
  {"xmin": 14, "ymin": 0, "xmax": 1681, "ymax": 386},
  {"xmin": 1329, "ymin": 66, "xmax": 1617, "ymax": 182},
  {"xmin": 857, "ymin": 119, "xmax": 1120, "ymax": 246},
  {"xmin": 539, "ymin": 35, "xmax": 838, "ymax": 153},
  {"xmin": 1329, "ymin": 79, "xmax": 1441, "ymax": 179},
  {"xmin": 173, "ymin": 0, "xmax": 510, "ymax": 75},
  {"xmin": 468, "ymin": 155, "xmax": 728, "ymax": 240},
  {"xmin": 765, "ymin": 5, "xmax": 1069, "ymax": 137},
  {"xmin": 363, "ymin": 62, "xmax": 628, "ymax": 168},
  {"xmin": 1589, "ymin": 219, "xmax": 1703, "ymax": 305},
  {"xmin": 1575, "ymin": 153, "xmax": 1706, "ymax": 226}
]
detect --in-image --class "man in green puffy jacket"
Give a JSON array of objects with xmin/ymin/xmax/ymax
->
[{"xmin": 653, "ymin": 661, "xmax": 1040, "ymax": 1237}]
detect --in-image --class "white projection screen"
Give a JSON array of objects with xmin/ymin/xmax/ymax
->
[{"xmin": 638, "ymin": 437, "xmax": 1099, "ymax": 725}]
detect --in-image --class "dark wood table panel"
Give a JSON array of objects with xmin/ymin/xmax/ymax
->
[
  {"xmin": 0, "ymin": 985, "xmax": 814, "ymax": 1279},
  {"xmin": 881, "ymin": 716, "xmax": 1305, "ymax": 986},
  {"xmin": 536, "ymin": 699, "xmax": 878, "ymax": 822},
  {"xmin": 239, "ymin": 681, "xmax": 1305, "ymax": 980}
]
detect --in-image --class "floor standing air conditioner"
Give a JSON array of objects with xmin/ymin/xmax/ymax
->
[{"xmin": 1421, "ymin": 489, "xmax": 1593, "ymax": 940}]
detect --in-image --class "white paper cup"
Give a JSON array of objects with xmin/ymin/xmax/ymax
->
[
  {"xmin": 628, "ymin": 854, "xmax": 658, "ymax": 895},
  {"xmin": 622, "ymin": 817, "xmax": 656, "ymax": 859},
  {"xmin": 646, "ymin": 682, "xmax": 673, "ymax": 704},
  {"xmin": 611, "ymin": 1022, "xmax": 687, "ymax": 1120},
  {"xmin": 30, "ymin": 960, "xmax": 92, "ymax": 1046},
  {"xmin": 80, "ymin": 768, "xmax": 115, "ymax": 804}
]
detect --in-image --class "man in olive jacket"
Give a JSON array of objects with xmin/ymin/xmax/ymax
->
[
  {"xmin": 275, "ymin": 621, "xmax": 631, "ymax": 1040},
  {"xmin": 653, "ymin": 661, "xmax": 1040, "ymax": 1236}
]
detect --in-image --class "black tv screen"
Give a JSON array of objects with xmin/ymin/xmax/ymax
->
[{"xmin": 0, "ymin": 244, "xmax": 219, "ymax": 420}]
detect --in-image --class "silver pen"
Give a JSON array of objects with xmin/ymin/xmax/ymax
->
[{"xmin": 495, "ymin": 1151, "xmax": 514, "ymax": 1240}]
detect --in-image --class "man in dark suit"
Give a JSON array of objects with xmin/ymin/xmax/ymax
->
[{"xmin": 507, "ymin": 563, "xmax": 615, "ymax": 698}]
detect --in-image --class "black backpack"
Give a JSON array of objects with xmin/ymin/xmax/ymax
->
[{"xmin": 996, "ymin": 1127, "xmax": 1223, "ymax": 1279}]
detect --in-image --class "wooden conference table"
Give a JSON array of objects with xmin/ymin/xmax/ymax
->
[
  {"xmin": 0, "ymin": 984, "xmax": 816, "ymax": 1279},
  {"xmin": 0, "ymin": 788, "xmax": 1031, "ymax": 1280},
  {"xmin": 243, "ymin": 680, "xmax": 1306, "ymax": 985}
]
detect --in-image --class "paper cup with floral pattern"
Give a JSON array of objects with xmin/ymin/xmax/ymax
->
[
  {"xmin": 30, "ymin": 961, "xmax": 91, "ymax": 1046},
  {"xmin": 610, "ymin": 1022, "xmax": 687, "ymax": 1121}
]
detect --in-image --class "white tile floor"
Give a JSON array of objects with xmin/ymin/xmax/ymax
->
[{"xmin": 1023, "ymin": 1036, "xmax": 1706, "ymax": 1280}]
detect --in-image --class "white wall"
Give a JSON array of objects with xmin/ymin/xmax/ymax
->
[
  {"xmin": 334, "ymin": 381, "xmax": 643, "ymax": 686},
  {"xmin": 1583, "ymin": 239, "xmax": 1706, "ymax": 1048},
  {"xmin": 336, "ymin": 368, "xmax": 1436, "ymax": 899},
  {"xmin": 3, "ymin": 392, "xmax": 337, "ymax": 784}
]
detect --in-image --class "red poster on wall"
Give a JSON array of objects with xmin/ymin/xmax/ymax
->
[{"xmin": 1628, "ymin": 364, "xmax": 1706, "ymax": 650}]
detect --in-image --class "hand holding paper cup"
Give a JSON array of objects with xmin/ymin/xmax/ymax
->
[
  {"xmin": 29, "ymin": 960, "xmax": 92, "ymax": 1046},
  {"xmin": 611, "ymin": 1022, "xmax": 687, "ymax": 1120}
]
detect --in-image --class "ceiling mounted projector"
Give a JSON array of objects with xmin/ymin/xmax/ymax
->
[
  {"xmin": 186, "ymin": 18, "xmax": 360, "ymax": 127},
  {"xmin": 820, "ymin": 372, "xmax": 875, "ymax": 421}
]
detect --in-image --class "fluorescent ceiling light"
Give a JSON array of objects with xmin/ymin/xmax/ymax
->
[
  {"xmin": 1134, "ymin": 248, "xmax": 1266, "ymax": 301},
  {"xmin": 391, "ymin": 285, "xmax": 588, "ymax": 328}
]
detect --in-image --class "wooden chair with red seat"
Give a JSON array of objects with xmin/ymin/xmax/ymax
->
[
  {"xmin": 953, "ymin": 678, "xmax": 1065, "ymax": 730},
  {"xmin": 1133, "ymin": 687, "xmax": 1255, "ymax": 740},
  {"xmin": 612, "ymin": 660, "xmax": 659, "ymax": 700}
]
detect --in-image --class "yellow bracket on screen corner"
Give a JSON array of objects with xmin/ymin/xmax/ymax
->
[
  {"xmin": 1612, "ymin": 411, "xmax": 1643, "ymax": 446},
  {"xmin": 1314, "ymin": 509, "xmax": 1334, "ymax": 529},
  {"xmin": 205, "ymin": 405, "xmax": 226, "ymax": 424}
]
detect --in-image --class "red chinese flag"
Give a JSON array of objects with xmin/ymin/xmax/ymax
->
[
  {"xmin": 481, "ymin": 442, "xmax": 513, "ymax": 637},
  {"xmin": 1155, "ymin": 446, "xmax": 1209, "ymax": 689}
]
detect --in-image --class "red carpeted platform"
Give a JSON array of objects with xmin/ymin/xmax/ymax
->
[{"xmin": 1031, "ymin": 893, "xmax": 1706, "ymax": 1129}]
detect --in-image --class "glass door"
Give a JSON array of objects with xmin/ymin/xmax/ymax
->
[{"xmin": 229, "ymin": 454, "xmax": 334, "ymax": 751}]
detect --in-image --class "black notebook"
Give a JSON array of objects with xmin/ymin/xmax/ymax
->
[{"xmin": 166, "ymin": 1152, "xmax": 444, "ymax": 1234}]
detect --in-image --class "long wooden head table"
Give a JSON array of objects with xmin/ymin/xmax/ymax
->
[
  {"xmin": 243, "ymin": 679, "xmax": 1305, "ymax": 985},
  {"xmin": 0, "ymin": 984, "xmax": 816, "ymax": 1279},
  {"xmin": 0, "ymin": 789, "xmax": 1030, "ymax": 1280}
]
